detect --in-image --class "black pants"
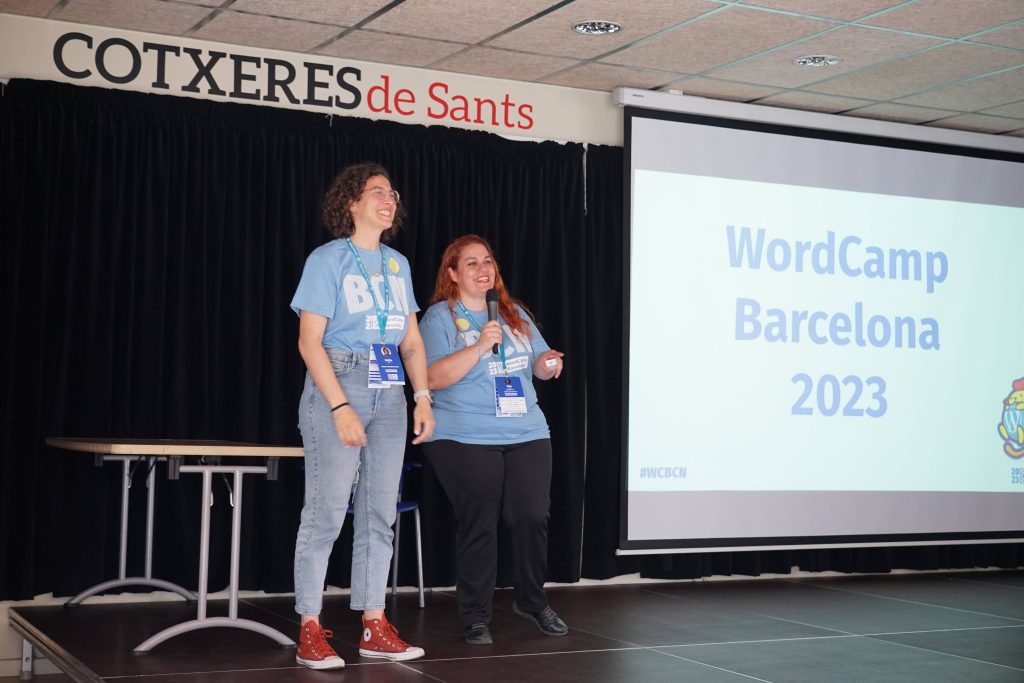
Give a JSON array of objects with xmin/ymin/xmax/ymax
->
[{"xmin": 422, "ymin": 438, "xmax": 552, "ymax": 627}]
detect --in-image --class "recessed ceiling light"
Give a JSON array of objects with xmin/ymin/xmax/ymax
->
[
  {"xmin": 793, "ymin": 55, "xmax": 842, "ymax": 67},
  {"xmin": 573, "ymin": 20, "xmax": 623, "ymax": 35}
]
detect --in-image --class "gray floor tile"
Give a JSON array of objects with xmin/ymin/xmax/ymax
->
[
  {"xmin": 657, "ymin": 634, "xmax": 1024, "ymax": 683},
  {"xmin": 644, "ymin": 580, "xmax": 1021, "ymax": 634}
]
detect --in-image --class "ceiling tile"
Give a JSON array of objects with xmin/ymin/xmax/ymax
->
[
  {"xmin": 980, "ymin": 100, "xmax": 1024, "ymax": 118},
  {"xmin": 862, "ymin": 0, "xmax": 1024, "ymax": 39},
  {"xmin": 604, "ymin": 6, "xmax": 833, "ymax": 74},
  {"xmin": 969, "ymin": 22, "xmax": 1024, "ymax": 49},
  {"xmin": 709, "ymin": 25, "xmax": 940, "ymax": 88},
  {"xmin": 229, "ymin": 0, "xmax": 390, "ymax": 26},
  {"xmin": 540, "ymin": 63, "xmax": 682, "ymax": 91},
  {"xmin": 192, "ymin": 11, "xmax": 342, "ymax": 52},
  {"xmin": 738, "ymin": 0, "xmax": 903, "ymax": 22},
  {"xmin": 896, "ymin": 67, "xmax": 1024, "ymax": 111},
  {"xmin": 317, "ymin": 30, "xmax": 466, "ymax": 68},
  {"xmin": 56, "ymin": 0, "xmax": 211, "ymax": 35},
  {"xmin": 662, "ymin": 76, "xmax": 781, "ymax": 102},
  {"xmin": 489, "ymin": 0, "xmax": 714, "ymax": 59},
  {"xmin": 1005, "ymin": 127, "xmax": 1024, "ymax": 137},
  {"xmin": 925, "ymin": 112, "xmax": 1024, "ymax": 134},
  {"xmin": 755, "ymin": 91, "xmax": 872, "ymax": 113},
  {"xmin": 365, "ymin": 0, "xmax": 555, "ymax": 44},
  {"xmin": 806, "ymin": 43, "xmax": 1024, "ymax": 100},
  {"xmin": 0, "ymin": 0, "xmax": 59, "ymax": 17},
  {"xmin": 844, "ymin": 103, "xmax": 962, "ymax": 124},
  {"xmin": 430, "ymin": 47, "xmax": 578, "ymax": 81}
]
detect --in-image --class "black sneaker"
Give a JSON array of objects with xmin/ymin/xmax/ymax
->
[
  {"xmin": 512, "ymin": 602, "xmax": 568, "ymax": 637},
  {"xmin": 463, "ymin": 622, "xmax": 493, "ymax": 645}
]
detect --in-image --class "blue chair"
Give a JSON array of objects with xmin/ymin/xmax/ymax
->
[{"xmin": 348, "ymin": 461, "xmax": 424, "ymax": 608}]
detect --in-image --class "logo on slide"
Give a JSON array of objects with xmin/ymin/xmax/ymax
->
[{"xmin": 999, "ymin": 377, "xmax": 1024, "ymax": 459}]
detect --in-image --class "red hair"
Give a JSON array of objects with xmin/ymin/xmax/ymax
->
[{"xmin": 430, "ymin": 235, "xmax": 531, "ymax": 338}]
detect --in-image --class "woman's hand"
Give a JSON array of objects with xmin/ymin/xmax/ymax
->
[
  {"xmin": 411, "ymin": 398, "xmax": 435, "ymax": 445},
  {"xmin": 333, "ymin": 406, "xmax": 367, "ymax": 447},
  {"xmin": 534, "ymin": 349, "xmax": 564, "ymax": 379},
  {"xmin": 476, "ymin": 320, "xmax": 504, "ymax": 357}
]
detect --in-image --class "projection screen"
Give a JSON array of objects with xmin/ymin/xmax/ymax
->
[{"xmin": 619, "ymin": 90, "xmax": 1024, "ymax": 554}]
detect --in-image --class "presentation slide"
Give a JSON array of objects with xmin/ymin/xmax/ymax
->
[{"xmin": 623, "ymin": 110, "xmax": 1024, "ymax": 551}]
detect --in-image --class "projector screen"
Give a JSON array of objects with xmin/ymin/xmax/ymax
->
[{"xmin": 622, "ymin": 102, "xmax": 1024, "ymax": 554}]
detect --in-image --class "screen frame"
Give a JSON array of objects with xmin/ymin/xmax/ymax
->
[{"xmin": 619, "ymin": 103, "xmax": 1024, "ymax": 555}]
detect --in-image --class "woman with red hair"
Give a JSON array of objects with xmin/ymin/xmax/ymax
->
[{"xmin": 419, "ymin": 235, "xmax": 567, "ymax": 645}]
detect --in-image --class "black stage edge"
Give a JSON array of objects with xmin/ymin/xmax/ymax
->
[{"xmin": 9, "ymin": 571, "xmax": 1024, "ymax": 683}]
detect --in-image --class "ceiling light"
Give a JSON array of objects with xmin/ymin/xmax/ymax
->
[
  {"xmin": 793, "ymin": 55, "xmax": 842, "ymax": 67},
  {"xmin": 573, "ymin": 20, "xmax": 623, "ymax": 35}
]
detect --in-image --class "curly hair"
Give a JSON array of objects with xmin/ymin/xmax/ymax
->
[
  {"xmin": 322, "ymin": 162, "xmax": 406, "ymax": 241},
  {"xmin": 430, "ymin": 234, "xmax": 532, "ymax": 339}
]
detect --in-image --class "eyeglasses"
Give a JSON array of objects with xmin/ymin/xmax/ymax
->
[{"xmin": 364, "ymin": 187, "xmax": 400, "ymax": 204}]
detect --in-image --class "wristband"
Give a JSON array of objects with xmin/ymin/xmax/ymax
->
[
  {"xmin": 413, "ymin": 389, "xmax": 433, "ymax": 404},
  {"xmin": 330, "ymin": 402, "xmax": 350, "ymax": 413}
]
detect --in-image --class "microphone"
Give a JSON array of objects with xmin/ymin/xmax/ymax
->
[{"xmin": 485, "ymin": 288, "xmax": 500, "ymax": 355}]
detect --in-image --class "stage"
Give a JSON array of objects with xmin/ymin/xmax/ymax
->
[{"xmin": 9, "ymin": 570, "xmax": 1024, "ymax": 682}]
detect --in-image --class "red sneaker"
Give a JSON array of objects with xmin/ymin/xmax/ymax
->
[
  {"xmin": 296, "ymin": 621, "xmax": 345, "ymax": 670},
  {"xmin": 358, "ymin": 614, "xmax": 425, "ymax": 661}
]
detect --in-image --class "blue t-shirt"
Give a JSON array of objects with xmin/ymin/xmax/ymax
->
[
  {"xmin": 420, "ymin": 300, "xmax": 550, "ymax": 445},
  {"xmin": 290, "ymin": 239, "xmax": 419, "ymax": 350}
]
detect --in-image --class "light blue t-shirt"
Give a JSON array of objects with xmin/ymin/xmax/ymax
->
[
  {"xmin": 420, "ymin": 300, "xmax": 551, "ymax": 445},
  {"xmin": 290, "ymin": 239, "xmax": 419, "ymax": 350}
]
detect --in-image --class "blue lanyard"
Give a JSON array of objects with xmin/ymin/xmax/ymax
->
[
  {"xmin": 456, "ymin": 300, "xmax": 507, "ymax": 373},
  {"xmin": 345, "ymin": 238, "xmax": 390, "ymax": 342}
]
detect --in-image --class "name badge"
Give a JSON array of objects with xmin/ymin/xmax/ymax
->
[
  {"xmin": 369, "ymin": 343, "xmax": 405, "ymax": 388},
  {"xmin": 494, "ymin": 376, "xmax": 526, "ymax": 417}
]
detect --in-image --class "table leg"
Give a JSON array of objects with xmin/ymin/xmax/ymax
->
[
  {"xmin": 20, "ymin": 638, "xmax": 33, "ymax": 680},
  {"xmin": 145, "ymin": 461, "xmax": 155, "ymax": 578},
  {"xmin": 133, "ymin": 465, "xmax": 295, "ymax": 653},
  {"xmin": 228, "ymin": 470, "xmax": 242, "ymax": 619},
  {"xmin": 119, "ymin": 459, "xmax": 130, "ymax": 580},
  {"xmin": 67, "ymin": 456, "xmax": 196, "ymax": 607},
  {"xmin": 197, "ymin": 469, "xmax": 212, "ymax": 620}
]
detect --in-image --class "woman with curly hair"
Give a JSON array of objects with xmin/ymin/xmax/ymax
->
[
  {"xmin": 290, "ymin": 162, "xmax": 434, "ymax": 669},
  {"xmin": 419, "ymin": 234, "xmax": 567, "ymax": 645}
]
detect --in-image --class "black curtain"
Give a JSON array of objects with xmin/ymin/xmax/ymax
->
[
  {"xmin": 0, "ymin": 79, "xmax": 584, "ymax": 600},
  {"xmin": 1, "ymin": 80, "xmax": 1019, "ymax": 601}
]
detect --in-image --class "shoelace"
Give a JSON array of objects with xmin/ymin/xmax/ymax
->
[
  {"xmin": 374, "ymin": 620, "xmax": 408, "ymax": 648},
  {"xmin": 307, "ymin": 627, "xmax": 336, "ymax": 655}
]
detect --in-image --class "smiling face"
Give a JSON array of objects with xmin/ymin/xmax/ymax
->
[
  {"xmin": 448, "ymin": 241, "xmax": 496, "ymax": 301},
  {"xmin": 349, "ymin": 175, "xmax": 398, "ymax": 236},
  {"xmin": 1008, "ymin": 389, "xmax": 1024, "ymax": 410}
]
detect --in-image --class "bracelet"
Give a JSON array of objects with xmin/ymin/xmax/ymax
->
[
  {"xmin": 413, "ymin": 389, "xmax": 433, "ymax": 404},
  {"xmin": 330, "ymin": 402, "xmax": 350, "ymax": 413}
]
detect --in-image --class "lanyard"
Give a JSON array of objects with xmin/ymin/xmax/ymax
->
[
  {"xmin": 456, "ymin": 300, "xmax": 507, "ymax": 374},
  {"xmin": 345, "ymin": 238, "xmax": 390, "ymax": 342}
]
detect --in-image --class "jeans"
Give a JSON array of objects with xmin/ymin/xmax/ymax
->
[{"xmin": 294, "ymin": 348, "xmax": 407, "ymax": 615}]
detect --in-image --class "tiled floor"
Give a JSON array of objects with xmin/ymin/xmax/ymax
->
[{"xmin": 8, "ymin": 570, "xmax": 1024, "ymax": 682}]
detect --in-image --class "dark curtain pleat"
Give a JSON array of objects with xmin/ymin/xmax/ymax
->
[
  {"xmin": 1, "ymin": 79, "xmax": 1019, "ymax": 601},
  {"xmin": 580, "ymin": 144, "xmax": 636, "ymax": 579}
]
